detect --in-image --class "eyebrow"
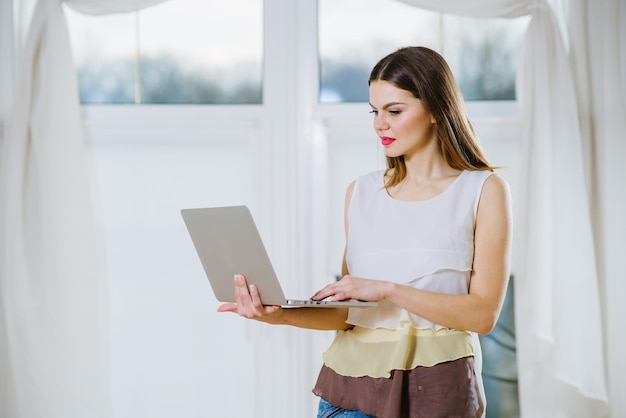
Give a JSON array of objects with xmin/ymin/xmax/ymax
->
[{"xmin": 368, "ymin": 101, "xmax": 407, "ymax": 110}]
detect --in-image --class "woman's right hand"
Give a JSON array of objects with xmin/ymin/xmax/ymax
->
[{"xmin": 217, "ymin": 274, "xmax": 284, "ymax": 324}]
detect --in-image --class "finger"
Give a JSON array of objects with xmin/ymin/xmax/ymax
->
[
  {"xmin": 234, "ymin": 275, "xmax": 252, "ymax": 301},
  {"xmin": 311, "ymin": 283, "xmax": 336, "ymax": 300},
  {"xmin": 311, "ymin": 290, "xmax": 329, "ymax": 301},
  {"xmin": 217, "ymin": 303, "xmax": 238, "ymax": 313},
  {"xmin": 234, "ymin": 274, "xmax": 249, "ymax": 291},
  {"xmin": 265, "ymin": 305, "xmax": 281, "ymax": 314},
  {"xmin": 240, "ymin": 279, "xmax": 263, "ymax": 318},
  {"xmin": 249, "ymin": 284, "xmax": 264, "ymax": 309}
]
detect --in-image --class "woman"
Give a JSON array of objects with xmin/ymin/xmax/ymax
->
[{"xmin": 218, "ymin": 46, "xmax": 512, "ymax": 418}]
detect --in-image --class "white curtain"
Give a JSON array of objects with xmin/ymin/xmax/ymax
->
[
  {"xmin": 569, "ymin": 2, "xmax": 626, "ymax": 417},
  {"xmin": 395, "ymin": 0, "xmax": 612, "ymax": 416},
  {"xmin": 0, "ymin": 0, "xmax": 167, "ymax": 417}
]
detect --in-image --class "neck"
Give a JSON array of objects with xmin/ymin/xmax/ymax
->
[{"xmin": 402, "ymin": 151, "xmax": 455, "ymax": 181}]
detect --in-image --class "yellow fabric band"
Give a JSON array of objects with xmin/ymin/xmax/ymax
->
[{"xmin": 322, "ymin": 322, "xmax": 475, "ymax": 378}]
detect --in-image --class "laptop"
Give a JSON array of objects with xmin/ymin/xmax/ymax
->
[{"xmin": 181, "ymin": 205, "xmax": 376, "ymax": 308}]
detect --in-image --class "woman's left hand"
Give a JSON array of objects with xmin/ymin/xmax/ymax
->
[{"xmin": 310, "ymin": 275, "xmax": 391, "ymax": 302}]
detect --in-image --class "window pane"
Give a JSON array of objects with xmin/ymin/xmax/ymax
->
[
  {"xmin": 65, "ymin": 10, "xmax": 136, "ymax": 104},
  {"xmin": 65, "ymin": 0, "xmax": 263, "ymax": 105},
  {"xmin": 318, "ymin": 0, "xmax": 440, "ymax": 103},
  {"xmin": 139, "ymin": 0, "xmax": 263, "ymax": 104},
  {"xmin": 442, "ymin": 15, "xmax": 529, "ymax": 101},
  {"xmin": 318, "ymin": 0, "xmax": 529, "ymax": 103}
]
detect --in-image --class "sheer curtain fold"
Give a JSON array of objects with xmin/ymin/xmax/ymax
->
[
  {"xmin": 0, "ymin": 0, "xmax": 167, "ymax": 417},
  {"xmin": 394, "ymin": 0, "xmax": 609, "ymax": 416},
  {"xmin": 515, "ymin": 6, "xmax": 609, "ymax": 415},
  {"xmin": 64, "ymin": 0, "xmax": 166, "ymax": 15},
  {"xmin": 570, "ymin": 2, "xmax": 626, "ymax": 417},
  {"xmin": 396, "ymin": 0, "xmax": 530, "ymax": 17}
]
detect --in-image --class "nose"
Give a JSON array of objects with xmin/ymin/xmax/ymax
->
[{"xmin": 373, "ymin": 113, "xmax": 389, "ymax": 132}]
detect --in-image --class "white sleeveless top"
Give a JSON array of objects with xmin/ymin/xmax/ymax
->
[{"xmin": 345, "ymin": 169, "xmax": 494, "ymax": 330}]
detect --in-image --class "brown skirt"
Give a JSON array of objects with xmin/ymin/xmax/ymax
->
[{"xmin": 312, "ymin": 357, "xmax": 484, "ymax": 418}]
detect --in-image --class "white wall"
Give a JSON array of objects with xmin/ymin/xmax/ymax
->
[{"xmin": 84, "ymin": 108, "xmax": 260, "ymax": 417}]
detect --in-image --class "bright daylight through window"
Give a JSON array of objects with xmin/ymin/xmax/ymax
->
[
  {"xmin": 318, "ymin": 0, "xmax": 529, "ymax": 103},
  {"xmin": 65, "ymin": 0, "xmax": 528, "ymax": 105},
  {"xmin": 64, "ymin": 0, "xmax": 263, "ymax": 105}
]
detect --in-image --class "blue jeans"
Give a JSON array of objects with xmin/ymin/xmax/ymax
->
[{"xmin": 317, "ymin": 398, "xmax": 375, "ymax": 418}]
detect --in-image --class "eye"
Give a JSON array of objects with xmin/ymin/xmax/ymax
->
[
  {"xmin": 369, "ymin": 110, "xmax": 378, "ymax": 115},
  {"xmin": 389, "ymin": 110, "xmax": 401, "ymax": 115}
]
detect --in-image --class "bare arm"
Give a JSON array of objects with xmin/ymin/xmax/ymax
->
[
  {"xmin": 312, "ymin": 174, "xmax": 513, "ymax": 335},
  {"xmin": 217, "ymin": 181, "xmax": 358, "ymax": 331},
  {"xmin": 217, "ymin": 274, "xmax": 351, "ymax": 330}
]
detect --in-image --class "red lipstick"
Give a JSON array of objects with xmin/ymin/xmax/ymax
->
[{"xmin": 381, "ymin": 136, "xmax": 396, "ymax": 146}]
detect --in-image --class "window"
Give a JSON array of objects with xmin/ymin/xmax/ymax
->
[
  {"xmin": 65, "ymin": 0, "xmax": 528, "ymax": 105},
  {"xmin": 64, "ymin": 0, "xmax": 263, "ymax": 104},
  {"xmin": 318, "ymin": 0, "xmax": 529, "ymax": 103}
]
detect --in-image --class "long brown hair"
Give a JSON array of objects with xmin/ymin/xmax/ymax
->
[{"xmin": 369, "ymin": 46, "xmax": 495, "ymax": 188}]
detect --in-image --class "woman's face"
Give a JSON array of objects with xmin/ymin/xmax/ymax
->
[{"xmin": 369, "ymin": 80, "xmax": 436, "ymax": 159}]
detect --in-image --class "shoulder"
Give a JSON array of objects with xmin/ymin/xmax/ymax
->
[
  {"xmin": 360, "ymin": 169, "xmax": 386, "ymax": 182},
  {"xmin": 348, "ymin": 170, "xmax": 385, "ymax": 193},
  {"xmin": 481, "ymin": 172, "xmax": 510, "ymax": 201},
  {"xmin": 462, "ymin": 170, "xmax": 510, "ymax": 198},
  {"xmin": 476, "ymin": 172, "xmax": 512, "ymax": 224},
  {"xmin": 345, "ymin": 169, "xmax": 385, "ymax": 206},
  {"xmin": 345, "ymin": 179, "xmax": 356, "ymax": 201}
]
